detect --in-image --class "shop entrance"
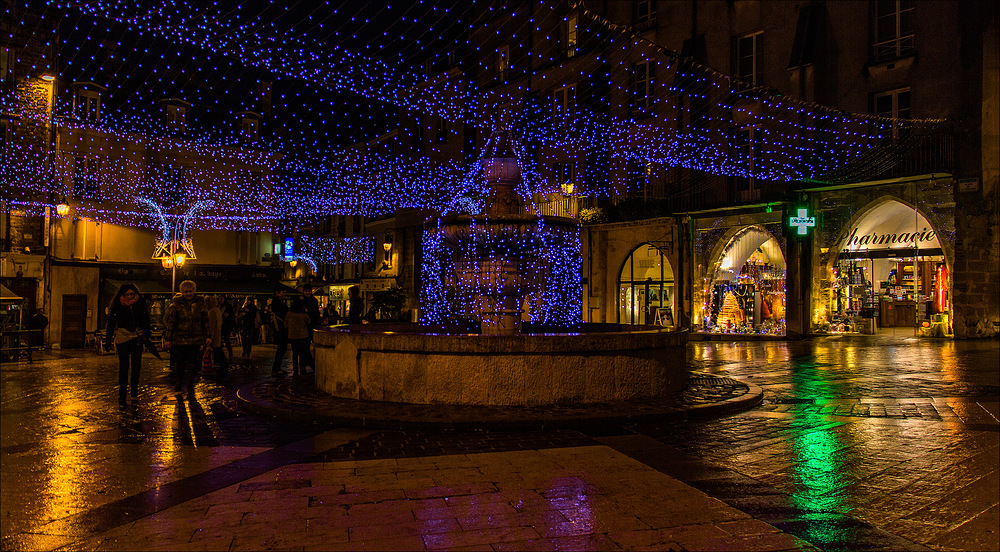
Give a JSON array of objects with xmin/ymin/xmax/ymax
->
[
  {"xmin": 827, "ymin": 200, "xmax": 950, "ymax": 337},
  {"xmin": 618, "ymin": 244, "xmax": 674, "ymax": 326},
  {"xmin": 704, "ymin": 226, "xmax": 786, "ymax": 335}
]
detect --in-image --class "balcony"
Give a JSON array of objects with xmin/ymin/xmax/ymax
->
[{"xmin": 803, "ymin": 131, "xmax": 954, "ymax": 187}]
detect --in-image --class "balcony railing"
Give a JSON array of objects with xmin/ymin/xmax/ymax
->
[{"xmin": 871, "ymin": 35, "xmax": 915, "ymax": 64}]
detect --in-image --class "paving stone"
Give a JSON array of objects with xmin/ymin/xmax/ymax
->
[{"xmin": 4, "ymin": 338, "xmax": 998, "ymax": 552}]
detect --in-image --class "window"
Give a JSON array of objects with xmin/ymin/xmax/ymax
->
[
  {"xmin": 619, "ymin": 244, "xmax": 674, "ymax": 325},
  {"xmin": 73, "ymin": 157, "xmax": 101, "ymax": 199},
  {"xmin": 631, "ymin": 61, "xmax": 655, "ymax": 115},
  {"xmin": 434, "ymin": 116, "xmax": 449, "ymax": 144},
  {"xmin": 154, "ymin": 163, "xmax": 186, "ymax": 205},
  {"xmin": 74, "ymin": 89, "xmax": 101, "ymax": 122},
  {"xmin": 413, "ymin": 117, "xmax": 425, "ymax": 151},
  {"xmin": 735, "ymin": 32, "xmax": 762, "ymax": 88},
  {"xmin": 733, "ymin": 127, "xmax": 760, "ymax": 201},
  {"xmin": 166, "ymin": 104, "xmax": 186, "ymax": 132},
  {"xmin": 241, "ymin": 117, "xmax": 259, "ymax": 142},
  {"xmin": 637, "ymin": 0, "xmax": 656, "ymax": 30},
  {"xmin": 565, "ymin": 13, "xmax": 579, "ymax": 58},
  {"xmin": 626, "ymin": 160, "xmax": 652, "ymax": 191},
  {"xmin": 874, "ymin": 88, "xmax": 911, "ymax": 138},
  {"xmin": 553, "ymin": 84, "xmax": 576, "ymax": 128},
  {"xmin": 873, "ymin": 0, "xmax": 915, "ymax": 62},
  {"xmin": 552, "ymin": 161, "xmax": 576, "ymax": 188},
  {"xmin": 1, "ymin": 47, "xmax": 13, "ymax": 93},
  {"xmin": 497, "ymin": 45, "xmax": 509, "ymax": 81}
]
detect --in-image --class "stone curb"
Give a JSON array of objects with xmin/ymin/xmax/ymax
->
[{"xmin": 236, "ymin": 376, "xmax": 764, "ymax": 431}]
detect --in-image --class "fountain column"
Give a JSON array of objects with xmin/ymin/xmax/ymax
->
[{"xmin": 478, "ymin": 132, "xmax": 525, "ymax": 335}]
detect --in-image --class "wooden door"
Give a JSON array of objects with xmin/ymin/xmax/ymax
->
[{"xmin": 61, "ymin": 294, "xmax": 87, "ymax": 349}]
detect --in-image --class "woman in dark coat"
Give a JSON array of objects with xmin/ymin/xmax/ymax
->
[{"xmin": 106, "ymin": 282, "xmax": 151, "ymax": 404}]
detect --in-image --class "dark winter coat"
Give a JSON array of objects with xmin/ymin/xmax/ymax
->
[
  {"xmin": 303, "ymin": 295, "xmax": 321, "ymax": 329},
  {"xmin": 107, "ymin": 300, "xmax": 151, "ymax": 344},
  {"xmin": 163, "ymin": 295, "xmax": 209, "ymax": 346}
]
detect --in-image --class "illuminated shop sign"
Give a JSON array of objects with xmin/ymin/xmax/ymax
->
[{"xmin": 834, "ymin": 200, "xmax": 941, "ymax": 253}]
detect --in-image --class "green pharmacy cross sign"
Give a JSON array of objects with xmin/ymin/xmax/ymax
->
[{"xmin": 789, "ymin": 208, "xmax": 816, "ymax": 235}]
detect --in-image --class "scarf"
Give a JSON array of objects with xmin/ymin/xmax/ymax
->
[{"xmin": 120, "ymin": 294, "xmax": 138, "ymax": 306}]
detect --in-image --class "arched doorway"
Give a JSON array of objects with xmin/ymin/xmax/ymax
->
[
  {"xmin": 825, "ymin": 199, "xmax": 950, "ymax": 336},
  {"xmin": 618, "ymin": 244, "xmax": 674, "ymax": 325},
  {"xmin": 705, "ymin": 226, "xmax": 786, "ymax": 335}
]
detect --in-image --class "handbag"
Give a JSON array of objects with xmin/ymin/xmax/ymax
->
[
  {"xmin": 113, "ymin": 327, "xmax": 139, "ymax": 345},
  {"xmin": 202, "ymin": 346, "xmax": 214, "ymax": 372}
]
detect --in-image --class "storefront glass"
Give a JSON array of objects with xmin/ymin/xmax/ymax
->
[
  {"xmin": 703, "ymin": 226, "xmax": 786, "ymax": 335},
  {"xmin": 618, "ymin": 244, "xmax": 674, "ymax": 326},
  {"xmin": 824, "ymin": 200, "xmax": 950, "ymax": 337}
]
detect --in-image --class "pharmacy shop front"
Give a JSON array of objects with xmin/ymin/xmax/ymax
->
[{"xmin": 821, "ymin": 199, "xmax": 951, "ymax": 337}]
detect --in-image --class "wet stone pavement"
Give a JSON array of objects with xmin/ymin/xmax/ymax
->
[{"xmin": 1, "ymin": 335, "xmax": 997, "ymax": 551}]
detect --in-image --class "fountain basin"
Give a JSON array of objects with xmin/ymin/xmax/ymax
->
[{"xmin": 314, "ymin": 326, "xmax": 688, "ymax": 406}]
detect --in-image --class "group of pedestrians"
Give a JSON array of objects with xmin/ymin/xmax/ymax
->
[
  {"xmin": 268, "ymin": 285, "xmax": 320, "ymax": 377},
  {"xmin": 106, "ymin": 280, "xmax": 323, "ymax": 403}
]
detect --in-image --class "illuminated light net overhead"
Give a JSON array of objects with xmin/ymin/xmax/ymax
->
[{"xmin": 5, "ymin": 1, "xmax": 948, "ymax": 232}]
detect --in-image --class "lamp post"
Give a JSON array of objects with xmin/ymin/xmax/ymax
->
[
  {"xmin": 157, "ymin": 240, "xmax": 187, "ymax": 294},
  {"xmin": 153, "ymin": 220, "xmax": 191, "ymax": 293}
]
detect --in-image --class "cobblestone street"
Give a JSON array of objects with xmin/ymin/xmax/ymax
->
[{"xmin": 2, "ymin": 336, "xmax": 997, "ymax": 551}]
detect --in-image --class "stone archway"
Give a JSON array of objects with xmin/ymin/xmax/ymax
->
[
  {"xmin": 820, "ymin": 197, "xmax": 953, "ymax": 335},
  {"xmin": 700, "ymin": 225, "xmax": 786, "ymax": 334}
]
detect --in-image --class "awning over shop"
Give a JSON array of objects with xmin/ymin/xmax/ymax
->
[
  {"xmin": 104, "ymin": 278, "xmax": 297, "ymax": 299},
  {"xmin": 196, "ymin": 280, "xmax": 299, "ymax": 296},
  {"xmin": 1, "ymin": 284, "xmax": 23, "ymax": 303},
  {"xmin": 105, "ymin": 278, "xmax": 174, "ymax": 300}
]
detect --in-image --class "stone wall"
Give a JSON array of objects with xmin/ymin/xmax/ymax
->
[
  {"xmin": 314, "ymin": 328, "xmax": 688, "ymax": 406},
  {"xmin": 953, "ymin": 19, "xmax": 1000, "ymax": 339}
]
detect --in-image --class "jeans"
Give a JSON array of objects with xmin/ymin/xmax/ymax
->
[
  {"xmin": 290, "ymin": 338, "xmax": 313, "ymax": 375},
  {"xmin": 240, "ymin": 327, "xmax": 254, "ymax": 357},
  {"xmin": 117, "ymin": 338, "xmax": 142, "ymax": 400},
  {"xmin": 271, "ymin": 329, "xmax": 288, "ymax": 372},
  {"xmin": 212, "ymin": 346, "xmax": 230, "ymax": 374},
  {"xmin": 171, "ymin": 344, "xmax": 203, "ymax": 391}
]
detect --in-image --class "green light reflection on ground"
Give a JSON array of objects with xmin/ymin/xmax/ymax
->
[{"xmin": 786, "ymin": 355, "xmax": 854, "ymax": 544}]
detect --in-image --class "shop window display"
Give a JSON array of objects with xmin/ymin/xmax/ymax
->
[{"xmin": 702, "ymin": 228, "xmax": 786, "ymax": 335}]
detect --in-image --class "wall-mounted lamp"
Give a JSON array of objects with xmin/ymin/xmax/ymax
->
[
  {"xmin": 289, "ymin": 259, "xmax": 298, "ymax": 268},
  {"xmin": 380, "ymin": 233, "xmax": 393, "ymax": 271},
  {"xmin": 55, "ymin": 202, "xmax": 70, "ymax": 217}
]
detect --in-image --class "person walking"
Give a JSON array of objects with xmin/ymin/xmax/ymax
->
[
  {"xmin": 285, "ymin": 298, "xmax": 313, "ymax": 376},
  {"xmin": 27, "ymin": 308, "xmax": 48, "ymax": 348},
  {"xmin": 163, "ymin": 280, "xmax": 211, "ymax": 395},
  {"xmin": 302, "ymin": 285, "xmax": 321, "ymax": 357},
  {"xmin": 106, "ymin": 283, "xmax": 151, "ymax": 404},
  {"xmin": 270, "ymin": 287, "xmax": 289, "ymax": 375},
  {"xmin": 346, "ymin": 285, "xmax": 363, "ymax": 324},
  {"xmin": 205, "ymin": 295, "xmax": 229, "ymax": 376},
  {"xmin": 219, "ymin": 295, "xmax": 236, "ymax": 359},
  {"xmin": 237, "ymin": 296, "xmax": 258, "ymax": 360},
  {"xmin": 260, "ymin": 298, "xmax": 273, "ymax": 344}
]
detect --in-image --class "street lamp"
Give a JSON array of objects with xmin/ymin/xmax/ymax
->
[
  {"xmin": 155, "ymin": 239, "xmax": 189, "ymax": 294},
  {"xmin": 140, "ymin": 198, "xmax": 210, "ymax": 293}
]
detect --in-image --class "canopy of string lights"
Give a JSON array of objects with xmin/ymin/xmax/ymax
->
[{"xmin": 3, "ymin": 1, "xmax": 947, "ymax": 232}]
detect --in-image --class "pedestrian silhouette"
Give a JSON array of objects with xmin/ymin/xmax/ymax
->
[{"xmin": 106, "ymin": 283, "xmax": 151, "ymax": 404}]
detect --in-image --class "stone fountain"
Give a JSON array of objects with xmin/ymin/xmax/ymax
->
[{"xmin": 314, "ymin": 131, "xmax": 687, "ymax": 407}]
